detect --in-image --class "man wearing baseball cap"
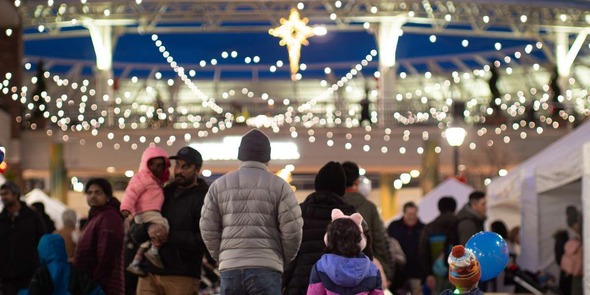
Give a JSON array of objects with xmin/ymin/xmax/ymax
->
[{"xmin": 132, "ymin": 146, "xmax": 210, "ymax": 295}]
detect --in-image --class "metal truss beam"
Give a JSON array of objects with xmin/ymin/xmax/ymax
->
[
  {"xmin": 23, "ymin": 45, "xmax": 547, "ymax": 84},
  {"xmin": 18, "ymin": 0, "xmax": 590, "ymax": 40}
]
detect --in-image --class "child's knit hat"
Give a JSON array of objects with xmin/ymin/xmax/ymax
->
[{"xmin": 448, "ymin": 245, "xmax": 481, "ymax": 292}]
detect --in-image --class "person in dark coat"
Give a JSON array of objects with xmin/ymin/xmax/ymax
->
[
  {"xmin": 419, "ymin": 197, "xmax": 457, "ymax": 294},
  {"xmin": 0, "ymin": 181, "xmax": 46, "ymax": 295},
  {"xmin": 31, "ymin": 202, "xmax": 56, "ymax": 234},
  {"xmin": 342, "ymin": 162, "xmax": 391, "ymax": 284},
  {"xmin": 282, "ymin": 161, "xmax": 372, "ymax": 295},
  {"xmin": 387, "ymin": 202, "xmax": 425, "ymax": 295},
  {"xmin": 132, "ymin": 146, "xmax": 210, "ymax": 295},
  {"xmin": 19, "ymin": 234, "xmax": 104, "ymax": 295},
  {"xmin": 73, "ymin": 178, "xmax": 125, "ymax": 295},
  {"xmin": 455, "ymin": 192, "xmax": 486, "ymax": 245}
]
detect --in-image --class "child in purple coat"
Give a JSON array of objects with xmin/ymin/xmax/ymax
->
[{"xmin": 307, "ymin": 209, "xmax": 383, "ymax": 295}]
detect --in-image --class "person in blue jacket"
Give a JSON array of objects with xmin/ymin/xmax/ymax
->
[{"xmin": 18, "ymin": 234, "xmax": 103, "ymax": 295}]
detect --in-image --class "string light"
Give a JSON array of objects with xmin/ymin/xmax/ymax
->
[
  {"xmin": 3, "ymin": 26, "xmax": 585, "ymax": 156},
  {"xmin": 150, "ymin": 34, "xmax": 224, "ymax": 115}
]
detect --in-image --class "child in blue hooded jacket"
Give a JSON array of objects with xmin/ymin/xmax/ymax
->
[
  {"xmin": 307, "ymin": 209, "xmax": 383, "ymax": 295},
  {"xmin": 18, "ymin": 234, "xmax": 103, "ymax": 295}
]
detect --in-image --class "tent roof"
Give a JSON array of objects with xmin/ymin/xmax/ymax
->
[
  {"xmin": 25, "ymin": 188, "xmax": 68, "ymax": 229},
  {"xmin": 418, "ymin": 177, "xmax": 473, "ymax": 224},
  {"xmin": 487, "ymin": 120, "xmax": 590, "ymax": 204},
  {"xmin": 535, "ymin": 125, "xmax": 590, "ymax": 193}
]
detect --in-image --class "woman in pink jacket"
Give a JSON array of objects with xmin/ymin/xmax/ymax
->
[{"xmin": 120, "ymin": 146, "xmax": 170, "ymax": 275}]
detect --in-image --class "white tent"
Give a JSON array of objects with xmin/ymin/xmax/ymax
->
[
  {"xmin": 417, "ymin": 178, "xmax": 473, "ymax": 224},
  {"xmin": 386, "ymin": 178, "xmax": 474, "ymax": 225},
  {"xmin": 487, "ymin": 120, "xmax": 590, "ymax": 292},
  {"xmin": 25, "ymin": 188, "xmax": 68, "ymax": 229}
]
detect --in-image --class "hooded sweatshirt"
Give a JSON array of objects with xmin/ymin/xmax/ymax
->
[
  {"xmin": 21, "ymin": 234, "xmax": 103, "ymax": 295},
  {"xmin": 307, "ymin": 253, "xmax": 383, "ymax": 295},
  {"xmin": 121, "ymin": 146, "xmax": 170, "ymax": 215}
]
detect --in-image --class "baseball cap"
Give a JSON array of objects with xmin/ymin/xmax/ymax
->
[{"xmin": 169, "ymin": 146, "xmax": 203, "ymax": 166}]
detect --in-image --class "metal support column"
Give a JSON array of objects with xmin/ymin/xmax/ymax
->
[
  {"xmin": 375, "ymin": 17, "xmax": 406, "ymax": 127},
  {"xmin": 87, "ymin": 22, "xmax": 117, "ymax": 127}
]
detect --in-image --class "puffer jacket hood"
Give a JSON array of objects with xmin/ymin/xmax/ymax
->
[
  {"xmin": 39, "ymin": 233, "xmax": 68, "ymax": 265},
  {"xmin": 139, "ymin": 146, "xmax": 170, "ymax": 183},
  {"xmin": 316, "ymin": 253, "xmax": 374, "ymax": 287}
]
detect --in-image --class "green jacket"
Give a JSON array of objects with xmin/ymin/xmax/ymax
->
[{"xmin": 343, "ymin": 191, "xmax": 392, "ymax": 279}]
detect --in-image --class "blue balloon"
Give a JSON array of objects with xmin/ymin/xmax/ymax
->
[
  {"xmin": 0, "ymin": 149, "xmax": 3, "ymax": 163},
  {"xmin": 465, "ymin": 231, "xmax": 509, "ymax": 282}
]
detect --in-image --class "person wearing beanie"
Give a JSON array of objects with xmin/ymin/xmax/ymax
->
[
  {"xmin": 440, "ymin": 245, "xmax": 483, "ymax": 295},
  {"xmin": 200, "ymin": 129, "xmax": 303, "ymax": 294},
  {"xmin": 237, "ymin": 129, "xmax": 272, "ymax": 163},
  {"xmin": 314, "ymin": 161, "xmax": 347, "ymax": 196},
  {"xmin": 307, "ymin": 209, "xmax": 384, "ymax": 295},
  {"xmin": 283, "ymin": 161, "xmax": 373, "ymax": 295},
  {"xmin": 341, "ymin": 161, "xmax": 392, "ymax": 286}
]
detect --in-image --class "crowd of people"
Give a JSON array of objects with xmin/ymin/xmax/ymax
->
[{"xmin": 0, "ymin": 128, "xmax": 583, "ymax": 295}]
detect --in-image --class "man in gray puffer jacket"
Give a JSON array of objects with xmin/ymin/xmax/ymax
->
[{"xmin": 200, "ymin": 129, "xmax": 303, "ymax": 295}]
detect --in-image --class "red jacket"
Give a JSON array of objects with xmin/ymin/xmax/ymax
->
[
  {"xmin": 121, "ymin": 146, "xmax": 170, "ymax": 215},
  {"xmin": 73, "ymin": 198, "xmax": 125, "ymax": 295}
]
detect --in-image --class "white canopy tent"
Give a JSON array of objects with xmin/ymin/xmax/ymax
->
[
  {"xmin": 387, "ymin": 178, "xmax": 474, "ymax": 225},
  {"xmin": 25, "ymin": 188, "xmax": 68, "ymax": 229},
  {"xmin": 487, "ymin": 121, "xmax": 590, "ymax": 292},
  {"xmin": 417, "ymin": 178, "xmax": 473, "ymax": 224}
]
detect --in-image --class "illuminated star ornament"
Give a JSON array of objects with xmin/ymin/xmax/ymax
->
[{"xmin": 269, "ymin": 8, "xmax": 315, "ymax": 80}]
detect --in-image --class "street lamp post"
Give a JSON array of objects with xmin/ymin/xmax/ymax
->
[{"xmin": 445, "ymin": 127, "xmax": 467, "ymax": 176}]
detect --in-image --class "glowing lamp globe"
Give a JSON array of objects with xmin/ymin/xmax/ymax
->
[{"xmin": 446, "ymin": 127, "xmax": 467, "ymax": 147}]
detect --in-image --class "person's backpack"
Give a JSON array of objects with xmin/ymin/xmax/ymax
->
[
  {"xmin": 432, "ymin": 252, "xmax": 448, "ymax": 277},
  {"xmin": 560, "ymin": 238, "xmax": 582, "ymax": 276},
  {"xmin": 427, "ymin": 234, "xmax": 449, "ymax": 277}
]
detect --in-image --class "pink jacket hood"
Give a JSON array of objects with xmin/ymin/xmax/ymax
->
[{"xmin": 139, "ymin": 146, "xmax": 171, "ymax": 183}]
